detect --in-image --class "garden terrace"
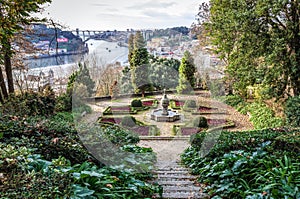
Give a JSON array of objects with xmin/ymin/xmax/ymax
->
[{"xmin": 98, "ymin": 116, "xmax": 159, "ymax": 136}]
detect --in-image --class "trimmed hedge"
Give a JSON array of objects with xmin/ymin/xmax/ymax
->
[
  {"xmin": 192, "ymin": 116, "xmax": 208, "ymax": 128},
  {"xmin": 131, "ymin": 99, "xmax": 143, "ymax": 107},
  {"xmin": 120, "ymin": 116, "xmax": 137, "ymax": 127}
]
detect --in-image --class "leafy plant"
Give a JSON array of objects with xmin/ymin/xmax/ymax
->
[
  {"xmin": 182, "ymin": 128, "xmax": 300, "ymax": 198},
  {"xmin": 284, "ymin": 95, "xmax": 300, "ymax": 127}
]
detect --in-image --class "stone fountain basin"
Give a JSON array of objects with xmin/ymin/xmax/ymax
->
[{"xmin": 151, "ymin": 109, "xmax": 180, "ymax": 122}]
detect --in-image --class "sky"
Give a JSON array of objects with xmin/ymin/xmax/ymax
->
[{"xmin": 40, "ymin": 0, "xmax": 204, "ymax": 31}]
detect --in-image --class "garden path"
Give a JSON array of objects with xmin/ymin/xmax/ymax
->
[{"xmin": 83, "ymin": 90, "xmax": 253, "ymax": 198}]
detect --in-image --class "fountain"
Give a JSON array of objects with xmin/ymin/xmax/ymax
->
[{"xmin": 151, "ymin": 90, "xmax": 181, "ymax": 122}]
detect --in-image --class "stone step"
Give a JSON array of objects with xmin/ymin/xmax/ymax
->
[
  {"xmin": 156, "ymin": 168, "xmax": 190, "ymax": 172},
  {"xmin": 161, "ymin": 192, "xmax": 208, "ymax": 199},
  {"xmin": 162, "ymin": 185, "xmax": 201, "ymax": 192},
  {"xmin": 156, "ymin": 175, "xmax": 197, "ymax": 180},
  {"xmin": 156, "ymin": 180, "xmax": 196, "ymax": 186},
  {"xmin": 154, "ymin": 170, "xmax": 191, "ymax": 175},
  {"xmin": 139, "ymin": 136, "xmax": 190, "ymax": 140}
]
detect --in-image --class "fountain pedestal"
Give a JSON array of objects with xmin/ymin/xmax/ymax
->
[{"xmin": 150, "ymin": 90, "xmax": 181, "ymax": 122}]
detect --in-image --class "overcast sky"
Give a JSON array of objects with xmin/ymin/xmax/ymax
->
[{"xmin": 40, "ymin": 0, "xmax": 204, "ymax": 30}]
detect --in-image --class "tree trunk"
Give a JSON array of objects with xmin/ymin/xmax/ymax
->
[
  {"xmin": 4, "ymin": 41, "xmax": 14, "ymax": 94},
  {"xmin": 0, "ymin": 68, "xmax": 8, "ymax": 99}
]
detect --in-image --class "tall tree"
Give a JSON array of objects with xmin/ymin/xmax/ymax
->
[
  {"xmin": 133, "ymin": 31, "xmax": 146, "ymax": 49},
  {"xmin": 127, "ymin": 33, "xmax": 134, "ymax": 67},
  {"xmin": 130, "ymin": 31, "xmax": 151, "ymax": 96},
  {"xmin": 177, "ymin": 51, "xmax": 196, "ymax": 94},
  {"xmin": 0, "ymin": 0, "xmax": 51, "ymax": 100},
  {"xmin": 204, "ymin": 0, "xmax": 300, "ymax": 98}
]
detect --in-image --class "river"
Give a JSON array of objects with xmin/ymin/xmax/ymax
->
[{"xmin": 27, "ymin": 40, "xmax": 129, "ymax": 78}]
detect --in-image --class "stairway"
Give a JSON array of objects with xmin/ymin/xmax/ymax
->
[{"xmin": 153, "ymin": 161, "xmax": 208, "ymax": 199}]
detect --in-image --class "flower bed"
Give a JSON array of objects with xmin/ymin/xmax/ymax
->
[
  {"xmin": 191, "ymin": 106, "xmax": 227, "ymax": 115},
  {"xmin": 142, "ymin": 99, "xmax": 158, "ymax": 108},
  {"xmin": 207, "ymin": 119, "xmax": 228, "ymax": 126},
  {"xmin": 199, "ymin": 106, "xmax": 218, "ymax": 112},
  {"xmin": 111, "ymin": 106, "xmax": 131, "ymax": 112},
  {"xmin": 180, "ymin": 127, "xmax": 205, "ymax": 136},
  {"xmin": 99, "ymin": 117, "xmax": 122, "ymax": 124},
  {"xmin": 131, "ymin": 126, "xmax": 150, "ymax": 136},
  {"xmin": 99, "ymin": 117, "xmax": 153, "ymax": 136},
  {"xmin": 170, "ymin": 100, "xmax": 185, "ymax": 109},
  {"xmin": 103, "ymin": 106, "xmax": 137, "ymax": 115}
]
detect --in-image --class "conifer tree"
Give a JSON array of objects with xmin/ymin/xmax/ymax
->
[{"xmin": 177, "ymin": 51, "xmax": 196, "ymax": 94}]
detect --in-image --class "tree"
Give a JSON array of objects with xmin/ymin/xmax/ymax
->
[
  {"xmin": 131, "ymin": 48, "xmax": 151, "ymax": 95},
  {"xmin": 127, "ymin": 33, "xmax": 134, "ymax": 66},
  {"xmin": 177, "ymin": 51, "xmax": 196, "ymax": 94},
  {"xmin": 149, "ymin": 57, "xmax": 180, "ymax": 90},
  {"xmin": 130, "ymin": 31, "xmax": 151, "ymax": 96},
  {"xmin": 0, "ymin": 0, "xmax": 51, "ymax": 101},
  {"xmin": 203, "ymin": 0, "xmax": 300, "ymax": 98},
  {"xmin": 120, "ymin": 66, "xmax": 133, "ymax": 94},
  {"xmin": 68, "ymin": 62, "xmax": 95, "ymax": 97},
  {"xmin": 133, "ymin": 31, "xmax": 146, "ymax": 49}
]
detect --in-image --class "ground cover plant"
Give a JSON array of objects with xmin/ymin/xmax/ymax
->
[
  {"xmin": 0, "ymin": 95, "xmax": 162, "ymax": 198},
  {"xmin": 219, "ymin": 95, "xmax": 284, "ymax": 129},
  {"xmin": 181, "ymin": 128, "xmax": 300, "ymax": 198}
]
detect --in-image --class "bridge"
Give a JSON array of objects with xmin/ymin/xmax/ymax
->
[{"xmin": 71, "ymin": 28, "xmax": 118, "ymax": 42}]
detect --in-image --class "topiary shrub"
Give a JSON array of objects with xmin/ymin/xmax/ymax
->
[
  {"xmin": 131, "ymin": 99, "xmax": 143, "ymax": 107},
  {"xmin": 284, "ymin": 95, "xmax": 300, "ymax": 127},
  {"xmin": 120, "ymin": 116, "xmax": 137, "ymax": 127},
  {"xmin": 192, "ymin": 116, "xmax": 208, "ymax": 128},
  {"xmin": 183, "ymin": 99, "xmax": 197, "ymax": 111}
]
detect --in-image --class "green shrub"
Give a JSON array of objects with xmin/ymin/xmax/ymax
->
[
  {"xmin": 131, "ymin": 99, "xmax": 143, "ymax": 107},
  {"xmin": 120, "ymin": 116, "xmax": 137, "ymax": 127},
  {"xmin": 221, "ymin": 94, "xmax": 245, "ymax": 108},
  {"xmin": 246, "ymin": 102, "xmax": 284, "ymax": 129},
  {"xmin": 1, "ymin": 90, "xmax": 56, "ymax": 117},
  {"xmin": 183, "ymin": 99, "xmax": 197, "ymax": 109},
  {"xmin": 284, "ymin": 95, "xmax": 300, "ymax": 127},
  {"xmin": 55, "ymin": 93, "xmax": 72, "ymax": 112},
  {"xmin": 192, "ymin": 116, "xmax": 208, "ymax": 128},
  {"xmin": 209, "ymin": 80, "xmax": 225, "ymax": 97}
]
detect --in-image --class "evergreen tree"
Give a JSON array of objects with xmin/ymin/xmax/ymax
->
[
  {"xmin": 68, "ymin": 63, "xmax": 95, "ymax": 97},
  {"xmin": 149, "ymin": 57, "xmax": 180, "ymax": 90},
  {"xmin": 177, "ymin": 51, "xmax": 196, "ymax": 94},
  {"xmin": 120, "ymin": 66, "xmax": 133, "ymax": 94},
  {"xmin": 133, "ymin": 31, "xmax": 146, "ymax": 49},
  {"xmin": 130, "ymin": 31, "xmax": 151, "ymax": 96},
  {"xmin": 127, "ymin": 33, "xmax": 134, "ymax": 68}
]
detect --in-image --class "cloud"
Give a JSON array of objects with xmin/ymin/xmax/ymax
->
[
  {"xmin": 91, "ymin": 3, "xmax": 109, "ymax": 7},
  {"xmin": 142, "ymin": 10, "xmax": 175, "ymax": 18},
  {"xmin": 127, "ymin": 0, "xmax": 176, "ymax": 10}
]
